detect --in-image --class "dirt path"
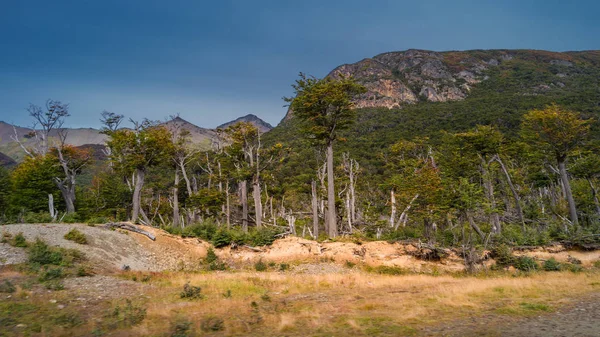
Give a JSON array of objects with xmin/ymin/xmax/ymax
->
[{"xmin": 421, "ymin": 292, "xmax": 600, "ymax": 336}]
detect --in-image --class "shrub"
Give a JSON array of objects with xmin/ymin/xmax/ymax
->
[
  {"xmin": 23, "ymin": 212, "xmax": 53, "ymax": 223},
  {"xmin": 60, "ymin": 212, "xmax": 80, "ymax": 224},
  {"xmin": 514, "ymin": 256, "xmax": 538, "ymax": 272},
  {"xmin": 249, "ymin": 227, "xmax": 280, "ymax": 246},
  {"xmin": 12, "ymin": 232, "xmax": 28, "ymax": 247},
  {"xmin": 180, "ymin": 282, "xmax": 203, "ymax": 299},
  {"xmin": 64, "ymin": 228, "xmax": 88, "ymax": 244},
  {"xmin": 279, "ymin": 263, "xmax": 290, "ymax": 271},
  {"xmin": 212, "ymin": 229, "xmax": 232, "ymax": 248},
  {"xmin": 491, "ymin": 244, "xmax": 514, "ymax": 267},
  {"xmin": 170, "ymin": 319, "xmax": 193, "ymax": 337},
  {"xmin": 200, "ymin": 316, "xmax": 224, "ymax": 332},
  {"xmin": 594, "ymin": 260, "xmax": 600, "ymax": 269},
  {"xmin": 254, "ymin": 259, "xmax": 267, "ymax": 272},
  {"xmin": 0, "ymin": 280, "xmax": 16, "ymax": 293},
  {"xmin": 542, "ymin": 257, "xmax": 561, "ymax": 271},
  {"xmin": 44, "ymin": 280, "xmax": 65, "ymax": 290},
  {"xmin": 86, "ymin": 216, "xmax": 108, "ymax": 225},
  {"xmin": 107, "ymin": 299, "xmax": 147, "ymax": 328},
  {"xmin": 28, "ymin": 239, "xmax": 64, "ymax": 265},
  {"xmin": 39, "ymin": 267, "xmax": 64, "ymax": 282},
  {"xmin": 369, "ymin": 265, "xmax": 406, "ymax": 275}
]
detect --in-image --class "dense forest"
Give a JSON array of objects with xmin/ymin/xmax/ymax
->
[{"xmin": 2, "ymin": 49, "xmax": 600, "ymax": 251}]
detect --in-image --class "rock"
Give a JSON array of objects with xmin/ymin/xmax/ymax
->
[{"xmin": 57, "ymin": 304, "xmax": 65, "ymax": 309}]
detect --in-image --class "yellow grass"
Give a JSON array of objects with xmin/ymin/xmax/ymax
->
[{"xmin": 132, "ymin": 270, "xmax": 600, "ymax": 336}]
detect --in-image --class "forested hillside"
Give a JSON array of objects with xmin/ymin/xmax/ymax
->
[{"xmin": 2, "ymin": 49, "xmax": 600, "ymax": 250}]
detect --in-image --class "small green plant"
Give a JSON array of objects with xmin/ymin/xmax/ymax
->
[
  {"xmin": 180, "ymin": 282, "xmax": 203, "ymax": 300},
  {"xmin": 345, "ymin": 260, "xmax": 356, "ymax": 268},
  {"xmin": 542, "ymin": 257, "xmax": 561, "ymax": 271},
  {"xmin": 170, "ymin": 319, "xmax": 193, "ymax": 337},
  {"xmin": 254, "ymin": 259, "xmax": 267, "ymax": 272},
  {"xmin": 39, "ymin": 266, "xmax": 64, "ymax": 282},
  {"xmin": 594, "ymin": 260, "xmax": 600, "ymax": 269},
  {"xmin": 200, "ymin": 316, "xmax": 225, "ymax": 332},
  {"xmin": 492, "ymin": 244, "xmax": 514, "ymax": 267},
  {"xmin": 0, "ymin": 280, "xmax": 16, "ymax": 293},
  {"xmin": 1, "ymin": 231, "xmax": 11, "ymax": 243},
  {"xmin": 106, "ymin": 299, "xmax": 147, "ymax": 328},
  {"xmin": 369, "ymin": 265, "xmax": 406, "ymax": 275},
  {"xmin": 28, "ymin": 239, "xmax": 64, "ymax": 265},
  {"xmin": 222, "ymin": 289, "xmax": 232, "ymax": 298},
  {"xmin": 44, "ymin": 279, "xmax": 65, "ymax": 290},
  {"xmin": 76, "ymin": 266, "xmax": 93, "ymax": 277},
  {"xmin": 205, "ymin": 247, "xmax": 218, "ymax": 264},
  {"xmin": 279, "ymin": 263, "xmax": 290, "ymax": 271},
  {"xmin": 261, "ymin": 293, "xmax": 271, "ymax": 302},
  {"xmin": 64, "ymin": 228, "xmax": 88, "ymax": 244},
  {"xmin": 514, "ymin": 256, "xmax": 538, "ymax": 272},
  {"xmin": 12, "ymin": 232, "xmax": 28, "ymax": 247}
]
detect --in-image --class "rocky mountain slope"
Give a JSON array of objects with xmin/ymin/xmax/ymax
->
[
  {"xmin": 284, "ymin": 49, "xmax": 600, "ymax": 120},
  {"xmin": 217, "ymin": 114, "xmax": 274, "ymax": 133},
  {"xmin": 0, "ymin": 151, "xmax": 16, "ymax": 167}
]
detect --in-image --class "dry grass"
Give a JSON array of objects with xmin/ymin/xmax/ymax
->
[{"xmin": 130, "ymin": 269, "xmax": 600, "ymax": 336}]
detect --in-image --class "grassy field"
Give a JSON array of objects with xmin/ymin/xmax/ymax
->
[{"xmin": 2, "ymin": 264, "xmax": 600, "ymax": 336}]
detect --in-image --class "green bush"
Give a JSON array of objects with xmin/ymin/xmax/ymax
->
[
  {"xmin": 180, "ymin": 282, "xmax": 203, "ymax": 299},
  {"xmin": 60, "ymin": 212, "xmax": 80, "ymax": 224},
  {"xmin": 542, "ymin": 257, "xmax": 561, "ymax": 271},
  {"xmin": 23, "ymin": 212, "xmax": 53, "ymax": 223},
  {"xmin": 44, "ymin": 280, "xmax": 64, "ymax": 290},
  {"xmin": 0, "ymin": 280, "xmax": 16, "ymax": 293},
  {"xmin": 514, "ymin": 256, "xmax": 538, "ymax": 271},
  {"xmin": 368, "ymin": 265, "xmax": 406, "ymax": 275},
  {"xmin": 64, "ymin": 228, "xmax": 88, "ymax": 244},
  {"xmin": 254, "ymin": 259, "xmax": 267, "ymax": 272},
  {"xmin": 12, "ymin": 232, "xmax": 28, "ymax": 247},
  {"xmin": 249, "ymin": 227, "xmax": 281, "ymax": 246},
  {"xmin": 106, "ymin": 299, "xmax": 147, "ymax": 328},
  {"xmin": 212, "ymin": 229, "xmax": 232, "ymax": 248},
  {"xmin": 492, "ymin": 244, "xmax": 515, "ymax": 267},
  {"xmin": 200, "ymin": 316, "xmax": 224, "ymax": 332},
  {"xmin": 86, "ymin": 216, "xmax": 108, "ymax": 225},
  {"xmin": 28, "ymin": 239, "xmax": 64, "ymax": 265},
  {"xmin": 279, "ymin": 263, "xmax": 290, "ymax": 271},
  {"xmin": 39, "ymin": 267, "xmax": 64, "ymax": 282}
]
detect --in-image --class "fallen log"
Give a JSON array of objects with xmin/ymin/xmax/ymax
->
[
  {"xmin": 242, "ymin": 245, "xmax": 263, "ymax": 252},
  {"xmin": 104, "ymin": 222, "xmax": 156, "ymax": 241}
]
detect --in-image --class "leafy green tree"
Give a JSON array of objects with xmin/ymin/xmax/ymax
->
[
  {"xmin": 285, "ymin": 73, "xmax": 366, "ymax": 237},
  {"xmin": 103, "ymin": 118, "xmax": 174, "ymax": 224},
  {"xmin": 521, "ymin": 104, "xmax": 591, "ymax": 227},
  {"xmin": 10, "ymin": 155, "xmax": 61, "ymax": 215},
  {"xmin": 0, "ymin": 167, "xmax": 11, "ymax": 220}
]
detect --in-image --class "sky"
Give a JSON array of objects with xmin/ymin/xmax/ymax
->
[{"xmin": 0, "ymin": 0, "xmax": 598, "ymax": 129}]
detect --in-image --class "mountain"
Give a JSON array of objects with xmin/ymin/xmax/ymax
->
[
  {"xmin": 284, "ymin": 49, "xmax": 600, "ymax": 120},
  {"xmin": 162, "ymin": 116, "xmax": 217, "ymax": 149},
  {"xmin": 269, "ymin": 48, "xmax": 600, "ymax": 187},
  {"xmin": 0, "ymin": 151, "xmax": 16, "ymax": 167},
  {"xmin": 0, "ymin": 114, "xmax": 272, "ymax": 162},
  {"xmin": 217, "ymin": 114, "xmax": 273, "ymax": 133}
]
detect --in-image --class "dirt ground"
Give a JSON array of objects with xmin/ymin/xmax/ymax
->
[
  {"xmin": 2, "ymin": 223, "xmax": 600, "ymax": 336},
  {"xmin": 421, "ymin": 292, "xmax": 600, "ymax": 337}
]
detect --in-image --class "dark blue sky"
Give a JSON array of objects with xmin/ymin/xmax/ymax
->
[{"xmin": 1, "ymin": 0, "xmax": 598, "ymax": 129}]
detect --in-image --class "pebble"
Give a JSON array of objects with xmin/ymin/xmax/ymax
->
[
  {"xmin": 57, "ymin": 304, "xmax": 65, "ymax": 309},
  {"xmin": 50, "ymin": 299, "xmax": 57, "ymax": 303}
]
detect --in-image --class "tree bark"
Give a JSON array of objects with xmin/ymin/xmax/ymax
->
[
  {"xmin": 240, "ymin": 180, "xmax": 248, "ymax": 232},
  {"xmin": 173, "ymin": 168, "xmax": 180, "ymax": 227},
  {"xmin": 558, "ymin": 158, "xmax": 578, "ymax": 227},
  {"xmin": 252, "ymin": 180, "xmax": 262, "ymax": 229},
  {"xmin": 390, "ymin": 189, "xmax": 396, "ymax": 228},
  {"xmin": 131, "ymin": 168, "xmax": 145, "ymax": 224},
  {"xmin": 48, "ymin": 194, "xmax": 56, "ymax": 221},
  {"xmin": 311, "ymin": 180, "xmax": 319, "ymax": 239},
  {"xmin": 326, "ymin": 142, "xmax": 337, "ymax": 237}
]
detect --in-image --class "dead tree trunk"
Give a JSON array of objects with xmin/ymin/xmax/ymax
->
[
  {"xmin": 131, "ymin": 168, "xmax": 145, "ymax": 224},
  {"xmin": 240, "ymin": 180, "xmax": 248, "ymax": 232},
  {"xmin": 252, "ymin": 180, "xmax": 262, "ymax": 229},
  {"xmin": 390, "ymin": 189, "xmax": 396, "ymax": 228},
  {"xmin": 48, "ymin": 194, "xmax": 56, "ymax": 221},
  {"xmin": 558, "ymin": 158, "xmax": 578, "ymax": 228},
  {"xmin": 226, "ymin": 181, "xmax": 231, "ymax": 228},
  {"xmin": 173, "ymin": 168, "xmax": 180, "ymax": 227},
  {"xmin": 326, "ymin": 143, "xmax": 337, "ymax": 238},
  {"xmin": 492, "ymin": 155, "xmax": 525, "ymax": 230},
  {"xmin": 311, "ymin": 180, "xmax": 319, "ymax": 239}
]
